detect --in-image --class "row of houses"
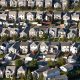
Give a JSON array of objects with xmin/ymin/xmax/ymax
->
[
  {"xmin": 0, "ymin": 26, "xmax": 80, "ymax": 39},
  {"xmin": 0, "ymin": 11, "xmax": 80, "ymax": 22},
  {"xmin": 0, "ymin": 0, "xmax": 71, "ymax": 9},
  {"xmin": 0, "ymin": 41, "xmax": 80, "ymax": 55},
  {"xmin": 0, "ymin": 63, "xmax": 74, "ymax": 80}
]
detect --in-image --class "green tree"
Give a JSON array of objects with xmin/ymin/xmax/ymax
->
[
  {"xmin": 15, "ymin": 59, "xmax": 23, "ymax": 67},
  {"xmin": 32, "ymin": 75, "xmax": 38, "ymax": 80},
  {"xmin": 28, "ymin": 59, "xmax": 38, "ymax": 70},
  {"xmin": 1, "ymin": 35, "xmax": 11, "ymax": 42},
  {"xmin": 56, "ymin": 58, "xmax": 66, "ymax": 67},
  {"xmin": 38, "ymin": 73, "xmax": 44, "ymax": 80},
  {"xmin": 26, "ymin": 70, "xmax": 33, "ymax": 80},
  {"xmin": 47, "ymin": 60, "xmax": 56, "ymax": 68}
]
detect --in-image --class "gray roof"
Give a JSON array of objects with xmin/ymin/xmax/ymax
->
[
  {"xmin": 35, "ymin": 66, "xmax": 49, "ymax": 74},
  {"xmin": 62, "ymin": 64, "xmax": 73, "ymax": 69},
  {"xmin": 44, "ymin": 68, "xmax": 60, "ymax": 75},
  {"xmin": 50, "ymin": 42, "xmax": 59, "ymax": 46},
  {"xmin": 50, "ymin": 75, "xmax": 68, "ymax": 80},
  {"xmin": 12, "ymin": 41, "xmax": 20, "ymax": 50},
  {"xmin": 61, "ymin": 42, "xmax": 72, "ymax": 46},
  {"xmin": 20, "ymin": 42, "xmax": 28, "ymax": 46}
]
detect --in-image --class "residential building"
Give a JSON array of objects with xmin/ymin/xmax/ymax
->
[
  {"xmin": 5, "ymin": 66, "xmax": 16, "ymax": 78},
  {"xmin": 60, "ymin": 64, "xmax": 73, "ymax": 72}
]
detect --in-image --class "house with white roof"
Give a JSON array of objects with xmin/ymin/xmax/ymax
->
[
  {"xmin": 61, "ymin": 42, "xmax": 71, "ymax": 52},
  {"xmin": 36, "ymin": 11, "xmax": 43, "ymax": 20},
  {"xmin": 68, "ymin": 55, "xmax": 77, "ymax": 63},
  {"xmin": 18, "ymin": 11, "xmax": 25, "ymax": 20},
  {"xmin": 54, "ymin": 12, "xmax": 61, "ymax": 20},
  {"xmin": 10, "ymin": 0, "xmax": 17, "ymax": 7},
  {"xmin": 5, "ymin": 66, "xmax": 16, "ymax": 78},
  {"xmin": 8, "ymin": 11, "xmax": 17, "ymax": 20},
  {"xmin": 45, "ymin": 0, "xmax": 52, "ymax": 8},
  {"xmin": 17, "ymin": 0, "xmax": 26, "ymax": 7},
  {"xmin": 0, "ymin": 0, "xmax": 7, "ymax": 7},
  {"xmin": 49, "ymin": 28, "xmax": 57, "ymax": 38},
  {"xmin": 40, "ymin": 42, "xmax": 49, "ymax": 54},
  {"xmin": 63, "ymin": 13, "xmax": 70, "ymax": 21},
  {"xmin": 36, "ymin": 0, "xmax": 44, "ymax": 7},
  {"xmin": 26, "ymin": 12, "xmax": 35, "ymax": 21},
  {"xmin": 60, "ymin": 0, "xmax": 68, "ymax": 10},
  {"xmin": 60, "ymin": 64, "xmax": 73, "ymax": 72},
  {"xmin": 27, "ymin": 0, "xmax": 35, "ymax": 7},
  {"xmin": 70, "ymin": 43, "xmax": 79, "ymax": 54},
  {"xmin": 0, "ymin": 12, "xmax": 7, "ymax": 21},
  {"xmin": 49, "ymin": 42, "xmax": 60, "ymax": 54},
  {"xmin": 67, "ymin": 28, "xmax": 77, "ymax": 39},
  {"xmin": 71, "ymin": 13, "xmax": 80, "ymax": 21},
  {"xmin": 29, "ymin": 28, "xmax": 37, "ymax": 38},
  {"xmin": 30, "ymin": 42, "xmax": 38, "ymax": 53},
  {"xmin": 17, "ymin": 66, "xmax": 26, "ymax": 78},
  {"xmin": 20, "ymin": 42, "xmax": 28, "ymax": 54}
]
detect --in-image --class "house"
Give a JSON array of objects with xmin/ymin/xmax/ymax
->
[
  {"xmin": 36, "ymin": 11, "xmax": 43, "ymax": 20},
  {"xmin": 70, "ymin": 42, "xmax": 80, "ymax": 54},
  {"xmin": 5, "ymin": 66, "xmax": 16, "ymax": 78},
  {"xmin": 60, "ymin": 64, "xmax": 73, "ymax": 72},
  {"xmin": 29, "ymin": 28, "xmax": 38, "ymax": 38},
  {"xmin": 60, "ymin": 0, "xmax": 68, "ymax": 10},
  {"xmin": 54, "ymin": 1, "xmax": 61, "ymax": 9},
  {"xmin": 17, "ymin": 66, "xmax": 26, "ymax": 78},
  {"xmin": 18, "ymin": 11, "xmax": 25, "ymax": 20},
  {"xmin": 63, "ymin": 13, "xmax": 70, "ymax": 21},
  {"xmin": 30, "ymin": 42, "xmax": 39, "ymax": 54},
  {"xmin": 58, "ymin": 28, "xmax": 66, "ymax": 38},
  {"xmin": 49, "ymin": 74, "xmax": 68, "ymax": 80},
  {"xmin": 17, "ymin": 0, "xmax": 26, "ymax": 7},
  {"xmin": 43, "ymin": 68, "xmax": 60, "ymax": 80},
  {"xmin": 1, "ymin": 28, "xmax": 10, "ymax": 36},
  {"xmin": 0, "ymin": 42, "xmax": 9, "ymax": 53},
  {"xmin": 0, "ymin": 0, "xmax": 7, "ymax": 7},
  {"xmin": 49, "ymin": 28, "xmax": 57, "ymax": 38},
  {"xmin": 54, "ymin": 12, "xmax": 61, "ymax": 20},
  {"xmin": 10, "ymin": 0, "xmax": 17, "ymax": 7},
  {"xmin": 44, "ymin": 12, "xmax": 52, "ymax": 21},
  {"xmin": 8, "ymin": 11, "xmax": 17, "ymax": 20},
  {"xmin": 20, "ymin": 42, "xmax": 28, "ymax": 54},
  {"xmin": 25, "ymin": 54, "xmax": 33, "ymax": 62},
  {"xmin": 45, "ymin": 0, "xmax": 52, "ymax": 8},
  {"xmin": 39, "ymin": 27, "xmax": 48, "ymax": 38},
  {"xmin": 26, "ymin": 12, "xmax": 35, "ymax": 21},
  {"xmin": 36, "ymin": 0, "xmax": 44, "ymax": 7},
  {"xmin": 27, "ymin": 0, "xmax": 35, "ymax": 7},
  {"xmin": 20, "ymin": 24, "xmax": 30, "ymax": 37},
  {"xmin": 49, "ymin": 42, "xmax": 60, "ymax": 55},
  {"xmin": 8, "ymin": 41, "xmax": 20, "ymax": 54},
  {"xmin": 32, "ymin": 66, "xmax": 50, "ymax": 78},
  {"xmin": 40, "ymin": 42, "xmax": 49, "ymax": 54},
  {"xmin": 43, "ymin": 54, "xmax": 56, "ymax": 61},
  {"xmin": 5, "ymin": 53, "xmax": 16, "ymax": 61},
  {"xmin": 71, "ymin": 13, "xmax": 79, "ymax": 21},
  {"xmin": 8, "ymin": 28, "xmax": 18, "ymax": 37},
  {"xmin": 68, "ymin": 55, "xmax": 77, "ymax": 63},
  {"xmin": 67, "ymin": 28, "xmax": 77, "ymax": 39},
  {"xmin": 61, "ymin": 42, "xmax": 72, "ymax": 52},
  {"xmin": 0, "ymin": 68, "xmax": 4, "ymax": 78},
  {"xmin": 0, "ymin": 12, "xmax": 7, "ymax": 21}
]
